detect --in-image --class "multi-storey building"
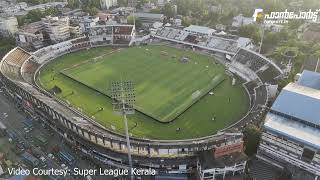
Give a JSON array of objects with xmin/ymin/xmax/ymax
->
[
  {"xmin": 197, "ymin": 135, "xmax": 247, "ymax": 180},
  {"xmin": 17, "ymin": 21, "xmax": 44, "ymax": 50},
  {"xmin": 257, "ymin": 70, "xmax": 320, "ymax": 178},
  {"xmin": 42, "ymin": 16, "xmax": 71, "ymax": 43},
  {"xmin": 100, "ymin": 0, "xmax": 117, "ymax": 9},
  {"xmin": 79, "ymin": 16, "xmax": 100, "ymax": 33}
]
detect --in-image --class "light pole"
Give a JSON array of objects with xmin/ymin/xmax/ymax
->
[
  {"xmin": 259, "ymin": 24, "xmax": 265, "ymax": 54},
  {"xmin": 110, "ymin": 81, "xmax": 135, "ymax": 179}
]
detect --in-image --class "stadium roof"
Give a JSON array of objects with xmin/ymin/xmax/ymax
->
[
  {"xmin": 271, "ymin": 83, "xmax": 320, "ymax": 127},
  {"xmin": 297, "ymin": 70, "xmax": 320, "ymax": 90},
  {"xmin": 183, "ymin": 25, "xmax": 216, "ymax": 35},
  {"xmin": 237, "ymin": 37, "xmax": 252, "ymax": 48},
  {"xmin": 135, "ymin": 13, "xmax": 164, "ymax": 19},
  {"xmin": 264, "ymin": 112, "xmax": 320, "ymax": 149}
]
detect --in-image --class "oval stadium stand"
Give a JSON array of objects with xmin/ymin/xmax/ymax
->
[{"xmin": 0, "ymin": 27, "xmax": 283, "ymax": 169}]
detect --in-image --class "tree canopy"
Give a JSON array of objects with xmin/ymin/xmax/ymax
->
[
  {"xmin": 163, "ymin": 3, "xmax": 175, "ymax": 18},
  {"xmin": 238, "ymin": 24, "xmax": 261, "ymax": 44},
  {"xmin": 243, "ymin": 125, "xmax": 261, "ymax": 156},
  {"xmin": 66, "ymin": 0, "xmax": 80, "ymax": 9},
  {"xmin": 17, "ymin": 7, "xmax": 60, "ymax": 26},
  {"xmin": 81, "ymin": 0, "xmax": 100, "ymax": 15},
  {"xmin": 127, "ymin": 16, "xmax": 142, "ymax": 29}
]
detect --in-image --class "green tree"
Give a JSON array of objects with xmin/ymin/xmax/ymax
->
[
  {"xmin": 16, "ymin": 8, "xmax": 60, "ymax": 26},
  {"xmin": 87, "ymin": 7, "xmax": 98, "ymax": 16},
  {"xmin": 44, "ymin": 7, "xmax": 60, "ymax": 16},
  {"xmin": 26, "ymin": 9, "xmax": 44, "ymax": 22},
  {"xmin": 288, "ymin": 19, "xmax": 304, "ymax": 30},
  {"xmin": 163, "ymin": 3, "xmax": 174, "ymax": 18},
  {"xmin": 81, "ymin": 0, "xmax": 100, "ymax": 10},
  {"xmin": 264, "ymin": 32, "xmax": 280, "ymax": 45},
  {"xmin": 17, "ymin": 0, "xmax": 51, "ymax": 5},
  {"xmin": 243, "ymin": 125, "xmax": 261, "ymax": 156},
  {"xmin": 238, "ymin": 24, "xmax": 261, "ymax": 44},
  {"xmin": 0, "ymin": 37, "xmax": 15, "ymax": 57},
  {"xmin": 67, "ymin": 0, "xmax": 80, "ymax": 9},
  {"xmin": 118, "ymin": 0, "xmax": 128, "ymax": 6},
  {"xmin": 150, "ymin": 8, "xmax": 161, "ymax": 14},
  {"xmin": 181, "ymin": 16, "xmax": 191, "ymax": 27},
  {"xmin": 127, "ymin": 16, "xmax": 142, "ymax": 29}
]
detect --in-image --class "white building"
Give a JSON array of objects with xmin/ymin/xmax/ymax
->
[
  {"xmin": 232, "ymin": 14, "xmax": 254, "ymax": 28},
  {"xmin": 174, "ymin": 19, "xmax": 182, "ymax": 27},
  {"xmin": 257, "ymin": 70, "xmax": 320, "ymax": 178},
  {"xmin": 0, "ymin": 16, "xmax": 18, "ymax": 37},
  {"xmin": 17, "ymin": 30, "xmax": 44, "ymax": 49},
  {"xmin": 100, "ymin": 0, "xmax": 117, "ymax": 9},
  {"xmin": 197, "ymin": 136, "xmax": 247, "ymax": 180},
  {"xmin": 79, "ymin": 16, "xmax": 100, "ymax": 33},
  {"xmin": 157, "ymin": 0, "xmax": 168, "ymax": 7},
  {"xmin": 42, "ymin": 16, "xmax": 71, "ymax": 42},
  {"xmin": 17, "ymin": 20, "xmax": 44, "ymax": 49},
  {"xmin": 264, "ymin": 24, "xmax": 284, "ymax": 32}
]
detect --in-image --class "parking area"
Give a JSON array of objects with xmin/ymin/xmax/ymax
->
[
  {"xmin": 0, "ymin": 83, "xmax": 159, "ymax": 180},
  {"xmin": 0, "ymin": 85, "xmax": 110, "ymax": 180}
]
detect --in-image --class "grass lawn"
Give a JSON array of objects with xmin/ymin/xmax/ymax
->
[
  {"xmin": 62, "ymin": 46, "xmax": 225, "ymax": 122},
  {"xmin": 38, "ymin": 45, "xmax": 249, "ymax": 140}
]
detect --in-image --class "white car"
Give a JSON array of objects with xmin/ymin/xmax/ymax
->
[
  {"xmin": 61, "ymin": 164, "xmax": 68, "ymax": 170},
  {"xmin": 40, "ymin": 156, "xmax": 46, "ymax": 163},
  {"xmin": 48, "ymin": 153, "xmax": 56, "ymax": 160}
]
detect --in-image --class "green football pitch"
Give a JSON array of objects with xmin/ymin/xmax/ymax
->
[{"xmin": 38, "ymin": 45, "xmax": 249, "ymax": 139}]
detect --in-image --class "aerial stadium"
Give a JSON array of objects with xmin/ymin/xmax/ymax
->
[{"xmin": 0, "ymin": 24, "xmax": 283, "ymax": 174}]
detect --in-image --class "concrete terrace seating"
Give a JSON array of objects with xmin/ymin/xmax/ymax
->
[
  {"xmin": 70, "ymin": 37, "xmax": 90, "ymax": 50},
  {"xmin": 90, "ymin": 26, "xmax": 113, "ymax": 36},
  {"xmin": 232, "ymin": 48, "xmax": 283, "ymax": 83},
  {"xmin": 1, "ymin": 47, "xmax": 32, "ymax": 81},
  {"xmin": 233, "ymin": 49, "xmax": 267, "ymax": 72},
  {"xmin": 255, "ymin": 85, "xmax": 268, "ymax": 106},
  {"xmin": 22, "ymin": 60, "xmax": 39, "ymax": 74},
  {"xmin": 257, "ymin": 66, "xmax": 282, "ymax": 83},
  {"xmin": 184, "ymin": 35, "xmax": 198, "ymax": 44},
  {"xmin": 21, "ymin": 59, "xmax": 40, "ymax": 83},
  {"xmin": 71, "ymin": 37, "xmax": 90, "ymax": 44},
  {"xmin": 113, "ymin": 26, "xmax": 133, "ymax": 35},
  {"xmin": 113, "ymin": 35, "xmax": 131, "ymax": 45},
  {"xmin": 155, "ymin": 27, "xmax": 241, "ymax": 54},
  {"xmin": 4, "ymin": 48, "xmax": 31, "ymax": 67}
]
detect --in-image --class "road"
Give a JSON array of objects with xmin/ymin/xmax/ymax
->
[{"xmin": 0, "ymin": 85, "xmax": 80, "ymax": 180}]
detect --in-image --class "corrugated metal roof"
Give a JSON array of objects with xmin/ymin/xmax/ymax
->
[
  {"xmin": 183, "ymin": 25, "xmax": 216, "ymax": 35},
  {"xmin": 297, "ymin": 70, "xmax": 320, "ymax": 90},
  {"xmin": 271, "ymin": 83, "xmax": 320, "ymax": 127},
  {"xmin": 264, "ymin": 113, "xmax": 320, "ymax": 149},
  {"xmin": 135, "ymin": 13, "xmax": 164, "ymax": 19}
]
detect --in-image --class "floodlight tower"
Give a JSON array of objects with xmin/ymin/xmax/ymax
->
[
  {"xmin": 259, "ymin": 26, "xmax": 265, "ymax": 54},
  {"xmin": 110, "ymin": 81, "xmax": 135, "ymax": 179}
]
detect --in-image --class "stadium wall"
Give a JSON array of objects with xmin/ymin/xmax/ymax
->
[{"xmin": 0, "ymin": 34, "xmax": 272, "ymax": 168}]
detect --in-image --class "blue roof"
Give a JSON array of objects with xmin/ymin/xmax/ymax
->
[
  {"xmin": 297, "ymin": 70, "xmax": 320, "ymax": 90},
  {"xmin": 271, "ymin": 83, "xmax": 320, "ymax": 127}
]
